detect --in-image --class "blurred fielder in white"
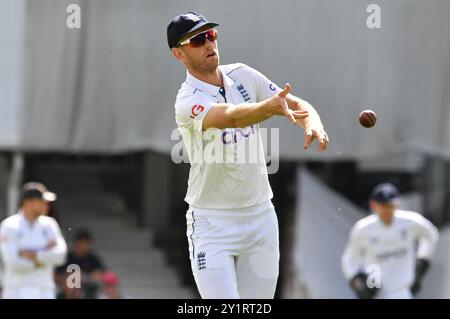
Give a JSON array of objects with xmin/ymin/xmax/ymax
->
[
  {"xmin": 0, "ymin": 182, "xmax": 67, "ymax": 299},
  {"xmin": 342, "ymin": 183, "xmax": 439, "ymax": 299}
]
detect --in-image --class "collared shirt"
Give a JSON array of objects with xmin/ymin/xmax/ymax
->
[
  {"xmin": 0, "ymin": 211, "xmax": 67, "ymax": 290},
  {"xmin": 174, "ymin": 63, "xmax": 281, "ymax": 209},
  {"xmin": 341, "ymin": 210, "xmax": 439, "ymax": 292}
]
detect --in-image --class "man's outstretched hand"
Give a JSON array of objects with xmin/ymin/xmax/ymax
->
[
  {"xmin": 304, "ymin": 126, "xmax": 329, "ymax": 152},
  {"xmin": 266, "ymin": 83, "xmax": 329, "ymax": 152},
  {"xmin": 266, "ymin": 83, "xmax": 309, "ymax": 124},
  {"xmin": 282, "ymin": 85, "xmax": 329, "ymax": 152}
]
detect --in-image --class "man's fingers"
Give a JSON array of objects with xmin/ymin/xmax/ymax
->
[
  {"xmin": 304, "ymin": 128, "xmax": 329, "ymax": 151},
  {"xmin": 318, "ymin": 139, "xmax": 326, "ymax": 151},
  {"xmin": 46, "ymin": 240, "xmax": 57, "ymax": 249},
  {"xmin": 292, "ymin": 110, "xmax": 309, "ymax": 119},
  {"xmin": 276, "ymin": 83, "xmax": 294, "ymax": 124},
  {"xmin": 285, "ymin": 107, "xmax": 296, "ymax": 124},
  {"xmin": 318, "ymin": 133, "xmax": 329, "ymax": 152},
  {"xmin": 278, "ymin": 83, "xmax": 291, "ymax": 98},
  {"xmin": 304, "ymin": 129, "xmax": 313, "ymax": 150}
]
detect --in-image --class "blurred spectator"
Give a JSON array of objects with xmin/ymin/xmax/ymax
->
[
  {"xmin": 55, "ymin": 273, "xmax": 83, "ymax": 299},
  {"xmin": 98, "ymin": 271, "xmax": 123, "ymax": 299},
  {"xmin": 56, "ymin": 229, "xmax": 106, "ymax": 298}
]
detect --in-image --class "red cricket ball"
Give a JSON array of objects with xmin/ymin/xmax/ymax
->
[{"xmin": 359, "ymin": 110, "xmax": 377, "ymax": 128}]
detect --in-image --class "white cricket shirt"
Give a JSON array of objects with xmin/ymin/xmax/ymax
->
[
  {"xmin": 341, "ymin": 210, "xmax": 439, "ymax": 292},
  {"xmin": 175, "ymin": 63, "xmax": 280, "ymax": 209},
  {"xmin": 0, "ymin": 211, "xmax": 67, "ymax": 290}
]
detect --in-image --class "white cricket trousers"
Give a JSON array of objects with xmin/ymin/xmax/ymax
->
[
  {"xmin": 186, "ymin": 200, "xmax": 280, "ymax": 299},
  {"xmin": 2, "ymin": 287, "xmax": 55, "ymax": 299}
]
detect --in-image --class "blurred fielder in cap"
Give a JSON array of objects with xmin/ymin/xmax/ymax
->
[
  {"xmin": 342, "ymin": 183, "xmax": 439, "ymax": 299},
  {"xmin": 0, "ymin": 182, "xmax": 67, "ymax": 299},
  {"xmin": 168, "ymin": 11, "xmax": 329, "ymax": 298}
]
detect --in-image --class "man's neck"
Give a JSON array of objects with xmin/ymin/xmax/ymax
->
[
  {"xmin": 188, "ymin": 67, "xmax": 223, "ymax": 87},
  {"xmin": 22, "ymin": 209, "xmax": 38, "ymax": 224},
  {"xmin": 379, "ymin": 215, "xmax": 394, "ymax": 226}
]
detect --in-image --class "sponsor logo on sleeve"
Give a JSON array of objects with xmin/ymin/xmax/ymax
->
[{"xmin": 190, "ymin": 105, "xmax": 205, "ymax": 119}]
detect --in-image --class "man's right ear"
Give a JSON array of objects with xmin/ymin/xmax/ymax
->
[{"xmin": 171, "ymin": 47, "xmax": 184, "ymax": 61}]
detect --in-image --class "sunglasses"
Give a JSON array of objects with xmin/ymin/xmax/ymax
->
[{"xmin": 178, "ymin": 29, "xmax": 218, "ymax": 48}]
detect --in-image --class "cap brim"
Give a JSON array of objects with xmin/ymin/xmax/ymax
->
[
  {"xmin": 187, "ymin": 21, "xmax": 219, "ymax": 34},
  {"xmin": 43, "ymin": 192, "xmax": 57, "ymax": 202}
]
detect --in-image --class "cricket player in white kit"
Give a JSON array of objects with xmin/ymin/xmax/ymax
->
[
  {"xmin": 168, "ymin": 12, "xmax": 329, "ymax": 298},
  {"xmin": 0, "ymin": 182, "xmax": 67, "ymax": 299},
  {"xmin": 342, "ymin": 183, "xmax": 439, "ymax": 299}
]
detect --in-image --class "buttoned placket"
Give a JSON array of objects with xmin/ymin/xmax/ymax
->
[{"xmin": 218, "ymin": 87, "xmax": 227, "ymax": 103}]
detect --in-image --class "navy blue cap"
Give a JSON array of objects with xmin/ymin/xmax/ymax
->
[
  {"xmin": 167, "ymin": 12, "xmax": 219, "ymax": 49},
  {"xmin": 370, "ymin": 183, "xmax": 399, "ymax": 203}
]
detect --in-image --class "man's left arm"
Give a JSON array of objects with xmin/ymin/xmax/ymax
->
[
  {"xmin": 410, "ymin": 213, "xmax": 439, "ymax": 294},
  {"xmin": 245, "ymin": 63, "xmax": 329, "ymax": 151},
  {"xmin": 285, "ymin": 94, "xmax": 329, "ymax": 151},
  {"xmin": 412, "ymin": 213, "xmax": 439, "ymax": 260},
  {"xmin": 35, "ymin": 219, "xmax": 68, "ymax": 267}
]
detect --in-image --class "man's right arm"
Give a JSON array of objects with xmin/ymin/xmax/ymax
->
[
  {"xmin": 341, "ymin": 226, "xmax": 364, "ymax": 279},
  {"xmin": 35, "ymin": 219, "xmax": 68, "ymax": 267},
  {"xmin": 202, "ymin": 84, "xmax": 308, "ymax": 130},
  {"xmin": 410, "ymin": 212, "xmax": 439, "ymax": 294}
]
